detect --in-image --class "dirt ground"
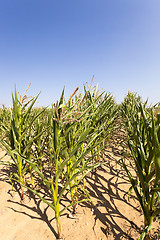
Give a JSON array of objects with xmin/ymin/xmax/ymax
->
[{"xmin": 0, "ymin": 142, "xmax": 159, "ymax": 240}]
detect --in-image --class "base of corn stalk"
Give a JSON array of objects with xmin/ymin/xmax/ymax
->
[
  {"xmin": 72, "ymin": 204, "xmax": 77, "ymax": 214},
  {"xmin": 21, "ymin": 186, "xmax": 24, "ymax": 200}
]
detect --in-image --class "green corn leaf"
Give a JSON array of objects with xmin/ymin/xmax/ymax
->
[
  {"xmin": 128, "ymin": 185, "xmax": 133, "ymax": 201},
  {"xmin": 146, "ymin": 147, "xmax": 154, "ymax": 173},
  {"xmin": 128, "ymin": 141, "xmax": 146, "ymax": 192},
  {"xmin": 136, "ymin": 128, "xmax": 147, "ymax": 169},
  {"xmin": 59, "ymin": 198, "xmax": 92, "ymax": 215},
  {"xmin": 138, "ymin": 224, "xmax": 152, "ymax": 240},
  {"xmin": 0, "ymin": 140, "xmax": 17, "ymax": 164},
  {"xmin": 19, "ymin": 107, "xmax": 47, "ymax": 143},
  {"xmin": 14, "ymin": 179, "xmax": 55, "ymax": 211},
  {"xmin": 145, "ymin": 170, "xmax": 155, "ymax": 183},
  {"xmin": 23, "ymin": 128, "xmax": 46, "ymax": 156},
  {"xmin": 121, "ymin": 159, "xmax": 145, "ymax": 214},
  {"xmin": 12, "ymin": 150, "xmax": 51, "ymax": 190},
  {"xmin": 152, "ymin": 207, "xmax": 160, "ymax": 217},
  {"xmin": 21, "ymin": 92, "xmax": 40, "ymax": 126},
  {"xmin": 52, "ymin": 118, "xmax": 59, "ymax": 154},
  {"xmin": 58, "ymin": 162, "xmax": 100, "ymax": 203}
]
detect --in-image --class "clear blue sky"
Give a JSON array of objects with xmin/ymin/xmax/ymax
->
[{"xmin": 0, "ymin": 0, "xmax": 160, "ymax": 107}]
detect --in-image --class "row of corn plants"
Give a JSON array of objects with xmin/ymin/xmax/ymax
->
[
  {"xmin": 0, "ymin": 105, "xmax": 11, "ymax": 141},
  {"xmin": 0, "ymin": 84, "xmax": 46, "ymax": 199},
  {"xmin": 120, "ymin": 92, "xmax": 160, "ymax": 240},
  {"xmin": 0, "ymin": 83, "xmax": 117, "ymax": 239}
]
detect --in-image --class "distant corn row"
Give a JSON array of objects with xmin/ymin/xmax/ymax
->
[
  {"xmin": 121, "ymin": 92, "xmax": 160, "ymax": 240},
  {"xmin": 0, "ymin": 82, "xmax": 117, "ymax": 239}
]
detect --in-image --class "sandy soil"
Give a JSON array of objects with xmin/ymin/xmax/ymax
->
[{"xmin": 0, "ymin": 142, "xmax": 159, "ymax": 240}]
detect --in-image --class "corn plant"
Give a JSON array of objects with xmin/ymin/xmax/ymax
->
[
  {"xmin": 121, "ymin": 94, "xmax": 160, "ymax": 240},
  {"xmin": 82, "ymin": 83, "xmax": 118, "ymax": 163},
  {"xmin": 0, "ymin": 84, "xmax": 44, "ymax": 199},
  {"xmin": 31, "ymin": 108, "xmax": 51, "ymax": 173},
  {"xmin": 50, "ymin": 88, "xmax": 100, "ymax": 213},
  {"xmin": 13, "ymin": 113, "xmax": 103, "ymax": 240}
]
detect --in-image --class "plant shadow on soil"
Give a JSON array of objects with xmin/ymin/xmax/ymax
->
[
  {"xmin": 0, "ymin": 149, "xmax": 145, "ymax": 240},
  {"xmin": 80, "ymin": 157, "xmax": 142, "ymax": 239},
  {"xmin": 0, "ymin": 164, "xmax": 59, "ymax": 239}
]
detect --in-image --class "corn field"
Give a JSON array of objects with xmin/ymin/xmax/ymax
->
[{"xmin": 0, "ymin": 85, "xmax": 159, "ymax": 240}]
